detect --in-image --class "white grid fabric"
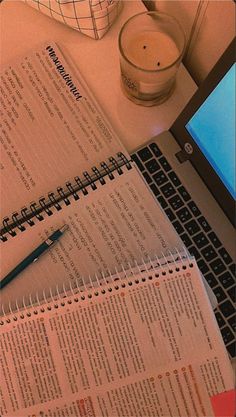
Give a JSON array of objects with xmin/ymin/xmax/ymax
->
[{"xmin": 24, "ymin": 0, "xmax": 122, "ymax": 39}]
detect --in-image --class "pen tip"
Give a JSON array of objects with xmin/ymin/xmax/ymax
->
[{"xmin": 60, "ymin": 224, "xmax": 69, "ymax": 233}]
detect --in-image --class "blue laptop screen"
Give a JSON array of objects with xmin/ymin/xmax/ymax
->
[{"xmin": 186, "ymin": 63, "xmax": 236, "ymax": 199}]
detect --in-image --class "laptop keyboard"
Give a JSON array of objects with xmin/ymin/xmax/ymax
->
[{"xmin": 132, "ymin": 142, "xmax": 236, "ymax": 358}]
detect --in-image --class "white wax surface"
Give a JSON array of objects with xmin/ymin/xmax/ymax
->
[{"xmin": 126, "ymin": 31, "xmax": 180, "ymax": 70}]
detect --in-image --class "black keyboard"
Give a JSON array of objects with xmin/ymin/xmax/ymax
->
[{"xmin": 132, "ymin": 142, "xmax": 236, "ymax": 358}]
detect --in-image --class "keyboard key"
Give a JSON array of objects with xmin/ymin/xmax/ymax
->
[
  {"xmin": 172, "ymin": 220, "xmax": 184, "ymax": 234},
  {"xmin": 219, "ymin": 271, "xmax": 235, "ymax": 289},
  {"xmin": 178, "ymin": 185, "xmax": 191, "ymax": 202},
  {"xmin": 215, "ymin": 312, "xmax": 226, "ymax": 328},
  {"xmin": 210, "ymin": 258, "xmax": 226, "ymax": 276},
  {"xmin": 159, "ymin": 156, "xmax": 172, "ymax": 172},
  {"xmin": 150, "ymin": 183, "xmax": 160, "ymax": 196},
  {"xmin": 157, "ymin": 196, "xmax": 168, "ymax": 209},
  {"xmin": 169, "ymin": 195, "xmax": 184, "ymax": 211},
  {"xmin": 229, "ymin": 263, "xmax": 236, "ymax": 275},
  {"xmin": 176, "ymin": 207, "xmax": 192, "ymax": 223},
  {"xmin": 138, "ymin": 147, "xmax": 153, "ymax": 161},
  {"xmin": 228, "ymin": 315, "xmax": 236, "ymax": 332},
  {"xmin": 226, "ymin": 342, "xmax": 236, "ymax": 357},
  {"xmin": 220, "ymin": 326, "xmax": 235, "ymax": 345},
  {"xmin": 201, "ymin": 245, "xmax": 218, "ymax": 262},
  {"xmin": 160, "ymin": 182, "xmax": 176, "ymax": 198},
  {"xmin": 180, "ymin": 233, "xmax": 192, "ymax": 247},
  {"xmin": 208, "ymin": 231, "xmax": 222, "ymax": 248},
  {"xmin": 150, "ymin": 142, "xmax": 162, "ymax": 157},
  {"xmin": 227, "ymin": 285, "xmax": 236, "ymax": 303},
  {"xmin": 188, "ymin": 201, "xmax": 201, "ymax": 217},
  {"xmin": 153, "ymin": 170, "xmax": 168, "ymax": 186},
  {"xmin": 184, "ymin": 219, "xmax": 200, "ymax": 236},
  {"xmin": 143, "ymin": 172, "xmax": 152, "ymax": 184},
  {"xmin": 218, "ymin": 248, "xmax": 233, "ymax": 265},
  {"xmin": 205, "ymin": 272, "xmax": 218, "ymax": 288},
  {"xmin": 164, "ymin": 208, "xmax": 176, "ymax": 222},
  {"xmin": 132, "ymin": 154, "xmax": 145, "ymax": 172},
  {"xmin": 226, "ymin": 340, "xmax": 236, "ymax": 357},
  {"xmin": 197, "ymin": 259, "xmax": 209, "ymax": 274},
  {"xmin": 188, "ymin": 246, "xmax": 201, "ymax": 261},
  {"xmin": 214, "ymin": 286, "xmax": 227, "ymax": 303},
  {"xmin": 145, "ymin": 158, "xmax": 160, "ymax": 174},
  {"xmin": 168, "ymin": 171, "xmax": 181, "ymax": 187},
  {"xmin": 198, "ymin": 216, "xmax": 211, "ymax": 232},
  {"xmin": 193, "ymin": 232, "xmax": 209, "ymax": 249},
  {"xmin": 219, "ymin": 300, "xmax": 235, "ymax": 318}
]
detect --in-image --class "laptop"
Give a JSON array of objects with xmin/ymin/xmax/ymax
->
[{"xmin": 131, "ymin": 39, "xmax": 236, "ymax": 358}]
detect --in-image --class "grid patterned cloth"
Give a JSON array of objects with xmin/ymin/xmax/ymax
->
[{"xmin": 24, "ymin": 0, "xmax": 122, "ymax": 39}]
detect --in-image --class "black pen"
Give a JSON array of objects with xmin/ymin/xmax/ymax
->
[{"xmin": 0, "ymin": 225, "xmax": 69, "ymax": 289}]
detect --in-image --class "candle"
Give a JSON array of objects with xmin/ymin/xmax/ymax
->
[
  {"xmin": 118, "ymin": 12, "xmax": 185, "ymax": 106},
  {"xmin": 126, "ymin": 31, "xmax": 180, "ymax": 71}
]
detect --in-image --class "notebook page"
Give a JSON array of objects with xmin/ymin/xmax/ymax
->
[
  {"xmin": 0, "ymin": 260, "xmax": 234, "ymax": 417},
  {"xmin": 0, "ymin": 167, "xmax": 182, "ymax": 309},
  {"xmin": 0, "ymin": 42, "xmax": 127, "ymax": 219}
]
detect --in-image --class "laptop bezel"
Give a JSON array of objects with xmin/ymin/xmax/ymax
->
[{"xmin": 170, "ymin": 39, "xmax": 235, "ymax": 226}]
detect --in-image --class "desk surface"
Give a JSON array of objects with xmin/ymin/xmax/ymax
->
[
  {"xmin": 1, "ymin": 0, "xmax": 235, "ymax": 374},
  {"xmin": 0, "ymin": 0, "xmax": 196, "ymax": 152}
]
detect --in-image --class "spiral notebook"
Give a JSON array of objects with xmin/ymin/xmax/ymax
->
[
  {"xmin": 0, "ymin": 254, "xmax": 234, "ymax": 417},
  {"xmin": 0, "ymin": 42, "xmax": 183, "ymax": 310}
]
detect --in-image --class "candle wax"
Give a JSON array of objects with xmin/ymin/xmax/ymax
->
[{"xmin": 126, "ymin": 31, "xmax": 180, "ymax": 71}]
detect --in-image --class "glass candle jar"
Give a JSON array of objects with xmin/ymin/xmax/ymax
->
[{"xmin": 118, "ymin": 11, "xmax": 186, "ymax": 106}]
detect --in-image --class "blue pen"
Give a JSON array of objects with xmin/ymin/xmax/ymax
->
[{"xmin": 0, "ymin": 225, "xmax": 69, "ymax": 289}]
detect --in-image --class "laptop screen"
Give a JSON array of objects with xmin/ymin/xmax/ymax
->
[
  {"xmin": 186, "ymin": 63, "xmax": 235, "ymax": 199},
  {"xmin": 171, "ymin": 39, "xmax": 235, "ymax": 225}
]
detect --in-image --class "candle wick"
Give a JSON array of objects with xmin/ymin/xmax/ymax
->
[
  {"xmin": 157, "ymin": 62, "xmax": 160, "ymax": 66},
  {"xmin": 143, "ymin": 45, "xmax": 147, "ymax": 49}
]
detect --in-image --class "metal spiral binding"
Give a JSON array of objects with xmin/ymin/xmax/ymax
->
[
  {"xmin": 117, "ymin": 152, "xmax": 132, "ymax": 170},
  {"xmin": 12, "ymin": 212, "xmax": 26, "ymax": 232},
  {"xmin": 65, "ymin": 182, "xmax": 79, "ymax": 201},
  {"xmin": 0, "ymin": 248, "xmax": 194, "ymax": 325},
  {"xmin": 83, "ymin": 171, "xmax": 97, "ymax": 191},
  {"xmin": 92, "ymin": 166, "xmax": 106, "ymax": 185},
  {"xmin": 39, "ymin": 197, "xmax": 53, "ymax": 216},
  {"xmin": 48, "ymin": 192, "xmax": 63, "ymax": 210},
  {"xmin": 109, "ymin": 156, "xmax": 123, "ymax": 175},
  {"xmin": 21, "ymin": 207, "xmax": 35, "ymax": 226},
  {"xmin": 100, "ymin": 161, "xmax": 115, "ymax": 180},
  {"xmin": 0, "ymin": 230, "xmax": 7, "ymax": 242},
  {"xmin": 57, "ymin": 187, "xmax": 71, "ymax": 206},
  {"xmin": 74, "ymin": 175, "xmax": 88, "ymax": 195},
  {"xmin": 30, "ymin": 202, "xmax": 44, "ymax": 221},
  {"xmin": 0, "ymin": 153, "xmax": 133, "ymax": 241},
  {"xmin": 2, "ymin": 217, "xmax": 16, "ymax": 238}
]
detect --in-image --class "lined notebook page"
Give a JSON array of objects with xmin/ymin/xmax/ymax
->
[
  {"xmin": 0, "ymin": 42, "xmax": 127, "ymax": 219},
  {"xmin": 1, "ymin": 167, "xmax": 182, "ymax": 309},
  {"xmin": 0, "ymin": 259, "xmax": 234, "ymax": 417}
]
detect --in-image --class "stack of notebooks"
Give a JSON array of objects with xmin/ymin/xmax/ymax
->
[
  {"xmin": 0, "ymin": 254, "xmax": 234, "ymax": 416},
  {"xmin": 0, "ymin": 42, "xmax": 234, "ymax": 416}
]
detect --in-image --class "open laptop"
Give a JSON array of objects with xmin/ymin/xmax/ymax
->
[{"xmin": 131, "ymin": 39, "xmax": 236, "ymax": 358}]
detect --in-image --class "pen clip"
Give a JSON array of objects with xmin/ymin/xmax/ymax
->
[{"xmin": 45, "ymin": 238, "xmax": 57, "ymax": 247}]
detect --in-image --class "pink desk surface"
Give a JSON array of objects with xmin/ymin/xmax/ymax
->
[{"xmin": 0, "ymin": 0, "xmax": 197, "ymax": 153}]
